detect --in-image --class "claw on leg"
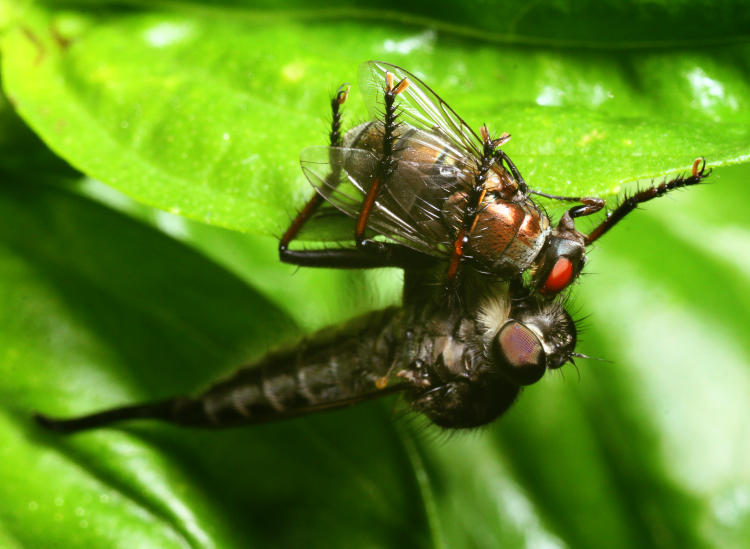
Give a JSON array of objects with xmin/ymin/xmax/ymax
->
[{"xmin": 692, "ymin": 157, "xmax": 708, "ymax": 178}]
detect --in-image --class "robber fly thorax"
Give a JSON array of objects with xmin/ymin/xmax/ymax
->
[{"xmin": 34, "ymin": 61, "xmax": 710, "ymax": 434}]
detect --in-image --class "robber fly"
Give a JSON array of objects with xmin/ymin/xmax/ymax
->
[{"xmin": 35, "ymin": 61, "xmax": 710, "ymax": 433}]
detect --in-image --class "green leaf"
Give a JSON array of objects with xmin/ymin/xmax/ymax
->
[
  {"xmin": 0, "ymin": 75, "xmax": 78, "ymax": 182},
  {"xmin": 0, "ymin": 178, "xmax": 427, "ymax": 548},
  {"xmin": 2, "ymin": 4, "xmax": 749, "ymax": 236},
  {"xmin": 0, "ymin": 178, "xmax": 294, "ymax": 547},
  {"xmin": 28, "ymin": 0, "xmax": 750, "ymax": 47}
]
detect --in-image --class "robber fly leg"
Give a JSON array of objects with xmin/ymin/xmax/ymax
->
[
  {"xmin": 585, "ymin": 157, "xmax": 711, "ymax": 245},
  {"xmin": 279, "ymin": 84, "xmax": 350, "ymax": 259}
]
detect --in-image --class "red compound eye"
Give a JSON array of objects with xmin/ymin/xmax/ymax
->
[{"xmin": 540, "ymin": 257, "xmax": 574, "ymax": 294}]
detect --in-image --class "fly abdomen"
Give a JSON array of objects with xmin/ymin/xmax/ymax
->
[
  {"xmin": 176, "ymin": 361, "xmax": 312, "ymax": 427},
  {"xmin": 173, "ymin": 354, "xmax": 390, "ymax": 427},
  {"xmin": 35, "ymin": 308, "xmax": 405, "ymax": 432}
]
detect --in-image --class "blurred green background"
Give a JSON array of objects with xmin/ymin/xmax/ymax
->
[{"xmin": 0, "ymin": 1, "xmax": 748, "ymax": 548}]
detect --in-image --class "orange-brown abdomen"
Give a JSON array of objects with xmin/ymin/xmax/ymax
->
[{"xmin": 458, "ymin": 196, "xmax": 550, "ymax": 277}]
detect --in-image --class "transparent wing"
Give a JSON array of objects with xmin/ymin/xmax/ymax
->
[
  {"xmin": 300, "ymin": 146, "xmax": 464, "ymax": 257},
  {"xmin": 358, "ymin": 60, "xmax": 484, "ymax": 159},
  {"xmin": 300, "ymin": 146, "xmax": 365, "ymax": 219}
]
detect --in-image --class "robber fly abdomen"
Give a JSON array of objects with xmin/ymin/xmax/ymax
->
[{"xmin": 169, "ymin": 312, "xmax": 405, "ymax": 428}]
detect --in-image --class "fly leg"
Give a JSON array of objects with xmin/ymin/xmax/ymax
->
[
  {"xmin": 446, "ymin": 126, "xmax": 509, "ymax": 282},
  {"xmin": 338, "ymin": 72, "xmax": 435, "ymax": 269},
  {"xmin": 280, "ymin": 244, "xmax": 435, "ymax": 269},
  {"xmin": 495, "ymin": 148, "xmax": 529, "ymax": 195},
  {"xmin": 529, "ymin": 157, "xmax": 710, "ymax": 244},
  {"xmin": 280, "ymin": 74, "xmax": 436, "ymax": 270},
  {"xmin": 353, "ymin": 71, "xmax": 409, "ymax": 251},
  {"xmin": 583, "ymin": 157, "xmax": 711, "ymax": 245},
  {"xmin": 279, "ymin": 83, "xmax": 349, "ymax": 260},
  {"xmin": 348, "ymin": 70, "xmax": 435, "ymax": 268}
]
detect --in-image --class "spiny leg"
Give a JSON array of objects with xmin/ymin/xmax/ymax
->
[
  {"xmin": 279, "ymin": 83, "xmax": 350, "ymax": 258},
  {"xmin": 495, "ymin": 148, "xmax": 529, "ymax": 195},
  {"xmin": 297, "ymin": 70, "xmax": 429, "ymax": 269},
  {"xmin": 354, "ymin": 72, "xmax": 409, "ymax": 253},
  {"xmin": 280, "ymin": 77, "xmax": 432, "ymax": 270},
  {"xmin": 529, "ymin": 158, "xmax": 710, "ymax": 239},
  {"xmin": 345, "ymin": 71, "xmax": 436, "ymax": 268},
  {"xmin": 446, "ymin": 125, "xmax": 507, "ymax": 282},
  {"xmin": 585, "ymin": 157, "xmax": 711, "ymax": 245},
  {"xmin": 346, "ymin": 71, "xmax": 437, "ymax": 267}
]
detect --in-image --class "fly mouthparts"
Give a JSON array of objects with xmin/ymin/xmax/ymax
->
[{"xmin": 571, "ymin": 352, "xmax": 611, "ymax": 363}]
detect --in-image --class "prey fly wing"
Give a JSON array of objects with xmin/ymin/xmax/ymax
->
[
  {"xmin": 358, "ymin": 60, "xmax": 485, "ymax": 160},
  {"xmin": 300, "ymin": 144, "xmax": 467, "ymax": 256}
]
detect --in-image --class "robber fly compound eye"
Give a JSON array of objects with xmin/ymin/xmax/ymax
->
[{"xmin": 493, "ymin": 321, "xmax": 546, "ymax": 386}]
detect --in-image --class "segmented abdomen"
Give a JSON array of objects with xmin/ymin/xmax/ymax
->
[{"xmin": 168, "ymin": 307, "xmax": 404, "ymax": 427}]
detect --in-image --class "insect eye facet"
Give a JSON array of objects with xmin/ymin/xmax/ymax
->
[
  {"xmin": 540, "ymin": 256, "xmax": 574, "ymax": 294},
  {"xmin": 493, "ymin": 321, "xmax": 546, "ymax": 386}
]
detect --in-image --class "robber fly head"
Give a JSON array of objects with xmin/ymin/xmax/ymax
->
[{"xmin": 490, "ymin": 292, "xmax": 577, "ymax": 386}]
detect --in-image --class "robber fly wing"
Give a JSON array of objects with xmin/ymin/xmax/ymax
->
[
  {"xmin": 359, "ymin": 61, "xmax": 484, "ymax": 159},
  {"xmin": 300, "ymin": 146, "xmax": 456, "ymax": 257}
]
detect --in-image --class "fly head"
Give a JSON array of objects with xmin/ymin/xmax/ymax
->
[
  {"xmin": 532, "ymin": 210, "xmax": 587, "ymax": 296},
  {"xmin": 491, "ymin": 294, "xmax": 577, "ymax": 386}
]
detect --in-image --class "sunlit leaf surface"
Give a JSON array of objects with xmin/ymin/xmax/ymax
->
[{"xmin": 3, "ymin": 2, "xmax": 749, "ymax": 235}]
